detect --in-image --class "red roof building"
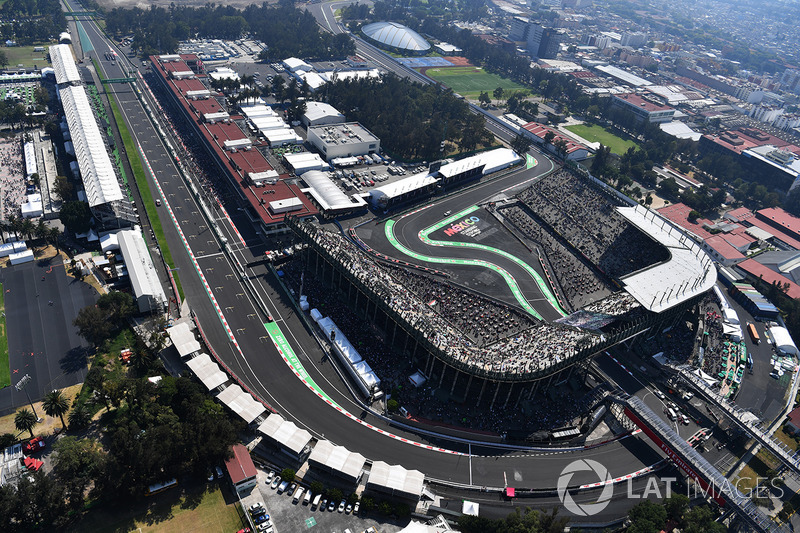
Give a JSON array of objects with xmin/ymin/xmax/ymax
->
[
  {"xmin": 787, "ymin": 406, "xmax": 800, "ymax": 435},
  {"xmin": 225, "ymin": 444, "xmax": 258, "ymax": 490},
  {"xmin": 736, "ymin": 259, "xmax": 800, "ymax": 299},
  {"xmin": 703, "ymin": 235, "xmax": 746, "ymax": 266},
  {"xmin": 756, "ymin": 207, "xmax": 800, "ymax": 242},
  {"xmin": 521, "ymin": 123, "xmax": 590, "ymax": 160},
  {"xmin": 657, "ymin": 203, "xmax": 714, "ymax": 239}
]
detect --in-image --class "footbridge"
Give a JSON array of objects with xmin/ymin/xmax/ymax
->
[
  {"xmin": 671, "ymin": 364, "xmax": 800, "ymax": 477},
  {"xmin": 611, "ymin": 393, "xmax": 785, "ymax": 532}
]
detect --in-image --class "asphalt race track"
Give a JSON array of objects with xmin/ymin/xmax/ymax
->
[
  {"xmin": 0, "ymin": 257, "xmax": 94, "ymax": 414},
  {"xmin": 62, "ymin": 1, "xmax": 670, "ymax": 500}
]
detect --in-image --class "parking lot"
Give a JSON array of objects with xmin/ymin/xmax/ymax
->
[{"xmin": 240, "ymin": 468, "xmax": 405, "ymax": 533}]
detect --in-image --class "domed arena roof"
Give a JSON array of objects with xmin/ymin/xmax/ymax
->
[{"xmin": 362, "ymin": 22, "xmax": 431, "ymax": 53}]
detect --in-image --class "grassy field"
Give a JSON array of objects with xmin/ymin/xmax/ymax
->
[
  {"xmin": 107, "ymin": 95, "xmax": 184, "ymax": 300},
  {"xmin": 2, "ymin": 44, "xmax": 50, "ymax": 70},
  {"xmin": 0, "ymin": 282, "xmax": 7, "ymax": 389},
  {"xmin": 76, "ymin": 484, "xmax": 244, "ymax": 533},
  {"xmin": 425, "ymin": 66, "xmax": 528, "ymax": 99},
  {"xmin": 564, "ymin": 123, "xmax": 638, "ymax": 155}
]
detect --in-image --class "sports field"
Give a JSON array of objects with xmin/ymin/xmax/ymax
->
[
  {"xmin": 564, "ymin": 123, "xmax": 638, "ymax": 155},
  {"xmin": 424, "ymin": 66, "xmax": 528, "ymax": 99},
  {"xmin": 2, "ymin": 45, "xmax": 49, "ymax": 70}
]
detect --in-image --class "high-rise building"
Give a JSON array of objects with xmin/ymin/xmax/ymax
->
[
  {"xmin": 527, "ymin": 24, "xmax": 561, "ymax": 59},
  {"xmin": 621, "ymin": 32, "xmax": 647, "ymax": 48},
  {"xmin": 509, "ymin": 16, "xmax": 531, "ymax": 41}
]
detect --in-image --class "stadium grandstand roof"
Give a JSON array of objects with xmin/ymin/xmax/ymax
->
[
  {"xmin": 362, "ymin": 22, "xmax": 431, "ymax": 52},
  {"xmin": 617, "ymin": 205, "xmax": 717, "ymax": 313},
  {"xmin": 49, "ymin": 44, "xmax": 80, "ymax": 85},
  {"xmin": 59, "ymin": 85, "xmax": 124, "ymax": 206}
]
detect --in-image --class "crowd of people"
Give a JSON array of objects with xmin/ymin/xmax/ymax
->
[
  {"xmin": 304, "ymin": 224, "xmax": 598, "ymax": 377},
  {"xmin": 582, "ymin": 291, "xmax": 642, "ymax": 317},
  {"xmin": 518, "ymin": 169, "xmax": 668, "ymax": 280},
  {"xmin": 281, "ymin": 250, "xmax": 588, "ymax": 434},
  {"xmin": 0, "ymin": 137, "xmax": 26, "ymax": 220},
  {"xmin": 383, "ymin": 264, "xmax": 535, "ymax": 347},
  {"xmin": 499, "ymin": 203, "xmax": 609, "ymax": 309}
]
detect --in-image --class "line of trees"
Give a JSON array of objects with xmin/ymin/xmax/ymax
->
[
  {"xmin": 0, "ymin": 0, "xmax": 65, "ymax": 46},
  {"xmin": 324, "ymin": 74, "xmax": 493, "ymax": 161},
  {"xmin": 1, "ymin": 376, "xmax": 243, "ymax": 530},
  {"xmin": 104, "ymin": 2, "xmax": 354, "ymax": 60}
]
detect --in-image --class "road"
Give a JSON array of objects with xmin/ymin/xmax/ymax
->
[{"xmin": 61, "ymin": 0, "xmax": 667, "ymax": 500}]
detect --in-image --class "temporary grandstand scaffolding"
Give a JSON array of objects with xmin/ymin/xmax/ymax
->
[{"xmin": 49, "ymin": 44, "xmax": 81, "ymax": 85}]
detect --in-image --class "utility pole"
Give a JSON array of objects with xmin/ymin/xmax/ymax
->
[{"xmin": 15, "ymin": 374, "xmax": 42, "ymax": 422}]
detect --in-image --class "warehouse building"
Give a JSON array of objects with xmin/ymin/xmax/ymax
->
[
  {"xmin": 117, "ymin": 228, "xmax": 167, "ymax": 314},
  {"xmin": 307, "ymin": 123, "xmax": 380, "ymax": 162},
  {"xmin": 302, "ymin": 101, "xmax": 345, "ymax": 127}
]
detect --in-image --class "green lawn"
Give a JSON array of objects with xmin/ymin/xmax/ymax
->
[
  {"xmin": 2, "ymin": 44, "xmax": 51, "ymax": 69},
  {"xmin": 425, "ymin": 66, "xmax": 528, "ymax": 99},
  {"xmin": 0, "ymin": 282, "xmax": 9, "ymax": 389},
  {"xmin": 107, "ymin": 95, "xmax": 184, "ymax": 300},
  {"xmin": 75, "ymin": 484, "xmax": 244, "ymax": 533},
  {"xmin": 564, "ymin": 123, "xmax": 638, "ymax": 155}
]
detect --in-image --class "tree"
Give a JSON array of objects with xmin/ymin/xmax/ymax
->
[
  {"xmin": 688, "ymin": 209, "xmax": 701, "ymax": 222},
  {"xmin": 663, "ymin": 493, "xmax": 689, "ymax": 523},
  {"xmin": 52, "ymin": 436, "xmax": 104, "ymax": 480},
  {"xmin": 628, "ymin": 500, "xmax": 667, "ymax": 533},
  {"xmin": 59, "ymin": 200, "xmax": 93, "ymax": 233},
  {"xmin": 280, "ymin": 468, "xmax": 296, "ymax": 482},
  {"xmin": 310, "ymin": 481, "xmax": 324, "ymax": 495},
  {"xmin": 511, "ymin": 133, "xmax": 532, "ymax": 155},
  {"xmin": 14, "ymin": 408, "xmax": 37, "ymax": 438},
  {"xmin": 53, "ymin": 176, "xmax": 73, "ymax": 201},
  {"xmin": 387, "ymin": 398, "xmax": 399, "ymax": 412},
  {"xmin": 97, "ymin": 291, "xmax": 135, "ymax": 324},
  {"xmin": 493, "ymin": 86, "xmax": 504, "ymax": 105},
  {"xmin": 478, "ymin": 91, "xmax": 490, "ymax": 107},
  {"xmin": 543, "ymin": 130, "xmax": 555, "ymax": 145},
  {"xmin": 73, "ymin": 306, "xmax": 113, "ymax": 346},
  {"xmin": 42, "ymin": 390, "xmax": 70, "ymax": 430},
  {"xmin": 0, "ymin": 50, "xmax": 7, "ymax": 69},
  {"xmin": 67, "ymin": 402, "xmax": 91, "ymax": 430}
]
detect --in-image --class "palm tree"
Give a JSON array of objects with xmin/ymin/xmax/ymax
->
[
  {"xmin": 14, "ymin": 408, "xmax": 37, "ymax": 438},
  {"xmin": 49, "ymin": 227, "xmax": 61, "ymax": 253},
  {"xmin": 68, "ymin": 402, "xmax": 91, "ymax": 429},
  {"xmin": 43, "ymin": 389, "xmax": 70, "ymax": 430},
  {"xmin": 35, "ymin": 219, "xmax": 47, "ymax": 241},
  {"xmin": 7, "ymin": 215, "xmax": 20, "ymax": 241},
  {"xmin": 20, "ymin": 218, "xmax": 34, "ymax": 241}
]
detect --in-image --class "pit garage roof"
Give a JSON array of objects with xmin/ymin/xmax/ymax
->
[
  {"xmin": 307, "ymin": 440, "xmax": 366, "ymax": 482},
  {"xmin": 185, "ymin": 352, "xmax": 229, "ymax": 390},
  {"xmin": 367, "ymin": 461, "xmax": 425, "ymax": 499},
  {"xmin": 49, "ymin": 44, "xmax": 80, "ymax": 84},
  {"xmin": 216, "ymin": 384, "xmax": 266, "ymax": 424},
  {"xmin": 117, "ymin": 228, "xmax": 167, "ymax": 309},
  {"xmin": 257, "ymin": 413, "xmax": 312, "ymax": 456},
  {"xmin": 59, "ymin": 85, "xmax": 124, "ymax": 206},
  {"xmin": 166, "ymin": 322, "xmax": 202, "ymax": 357},
  {"xmin": 369, "ymin": 172, "xmax": 438, "ymax": 202},
  {"xmin": 617, "ymin": 205, "xmax": 717, "ymax": 313},
  {"xmin": 301, "ymin": 170, "xmax": 368, "ymax": 212}
]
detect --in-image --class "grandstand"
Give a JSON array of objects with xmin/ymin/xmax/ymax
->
[{"xmin": 286, "ymin": 167, "xmax": 715, "ymax": 406}]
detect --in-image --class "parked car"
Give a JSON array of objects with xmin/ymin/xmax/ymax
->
[
  {"xmin": 23, "ymin": 437, "xmax": 45, "ymax": 455},
  {"xmin": 270, "ymin": 476, "xmax": 281, "ymax": 490},
  {"xmin": 353, "ymin": 502, "xmax": 360, "ymax": 514},
  {"xmin": 345, "ymin": 503, "xmax": 353, "ymax": 514},
  {"xmin": 654, "ymin": 389, "xmax": 665, "ymax": 400},
  {"xmin": 338, "ymin": 500, "xmax": 346, "ymax": 513},
  {"xmin": 320, "ymin": 498, "xmax": 327, "ymax": 511},
  {"xmin": 265, "ymin": 471, "xmax": 275, "ymax": 484},
  {"xmin": 328, "ymin": 500, "xmax": 336, "ymax": 512}
]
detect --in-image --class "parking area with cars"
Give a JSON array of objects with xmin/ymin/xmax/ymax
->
[{"xmin": 250, "ymin": 468, "xmax": 403, "ymax": 533}]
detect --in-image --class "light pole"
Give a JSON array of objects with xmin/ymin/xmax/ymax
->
[{"xmin": 15, "ymin": 374, "xmax": 42, "ymax": 422}]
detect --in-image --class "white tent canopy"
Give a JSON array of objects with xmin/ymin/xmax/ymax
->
[
  {"xmin": 408, "ymin": 371, "xmax": 427, "ymax": 388},
  {"xmin": 307, "ymin": 439, "xmax": 366, "ymax": 482},
  {"xmin": 216, "ymin": 384, "xmax": 266, "ymax": 423},
  {"xmin": 185, "ymin": 353, "xmax": 229, "ymax": 390},
  {"xmin": 258, "ymin": 413, "xmax": 312, "ymax": 456},
  {"xmin": 770, "ymin": 326, "xmax": 799, "ymax": 356},
  {"xmin": 49, "ymin": 44, "xmax": 80, "ymax": 84},
  {"xmin": 367, "ymin": 461, "xmax": 425, "ymax": 499},
  {"xmin": 59, "ymin": 85, "xmax": 124, "ymax": 206}
]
